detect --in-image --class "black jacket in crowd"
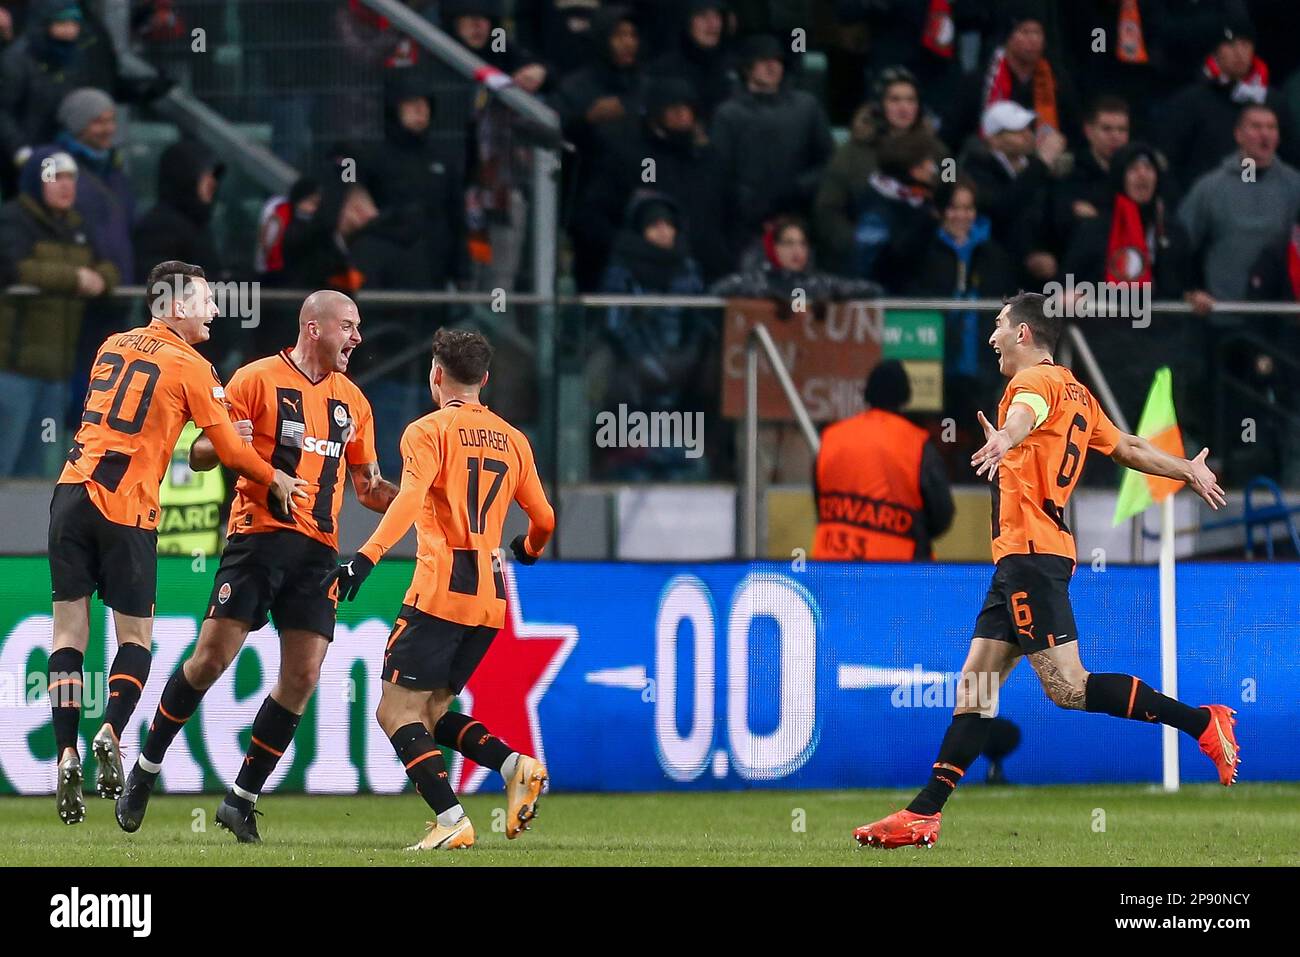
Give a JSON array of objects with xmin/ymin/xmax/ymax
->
[{"xmin": 133, "ymin": 139, "xmax": 224, "ymax": 283}]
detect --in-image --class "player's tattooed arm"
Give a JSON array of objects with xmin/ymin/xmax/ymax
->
[
  {"xmin": 350, "ymin": 461, "xmax": 399, "ymax": 513},
  {"xmin": 1111, "ymin": 437, "xmax": 1227, "ymax": 510}
]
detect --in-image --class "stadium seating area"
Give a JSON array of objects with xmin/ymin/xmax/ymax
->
[{"xmin": 1, "ymin": 0, "xmax": 1298, "ymax": 493}]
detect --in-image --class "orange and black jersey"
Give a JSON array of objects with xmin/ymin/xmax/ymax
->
[
  {"xmin": 359, "ymin": 400, "xmax": 555, "ymax": 629},
  {"xmin": 225, "ymin": 350, "xmax": 376, "ymax": 551},
  {"xmin": 59, "ymin": 320, "xmax": 268, "ymax": 529},
  {"xmin": 991, "ymin": 362, "xmax": 1122, "ymax": 564}
]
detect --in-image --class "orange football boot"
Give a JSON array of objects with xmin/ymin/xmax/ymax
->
[
  {"xmin": 1197, "ymin": 705, "xmax": 1240, "ymax": 786},
  {"xmin": 853, "ymin": 808, "xmax": 941, "ymax": 849}
]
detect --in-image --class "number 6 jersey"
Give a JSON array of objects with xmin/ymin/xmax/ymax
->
[
  {"xmin": 992, "ymin": 361, "xmax": 1122, "ymax": 565},
  {"xmin": 59, "ymin": 320, "xmax": 255, "ymax": 529},
  {"xmin": 358, "ymin": 399, "xmax": 554, "ymax": 629}
]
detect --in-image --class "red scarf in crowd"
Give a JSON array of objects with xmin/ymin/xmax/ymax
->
[
  {"xmin": 984, "ymin": 46, "xmax": 1059, "ymax": 132},
  {"xmin": 1285, "ymin": 226, "xmax": 1300, "ymax": 301},
  {"xmin": 921, "ymin": 0, "xmax": 954, "ymax": 59},
  {"xmin": 1105, "ymin": 195, "xmax": 1153, "ymax": 285},
  {"xmin": 1116, "ymin": 0, "xmax": 1149, "ymax": 64},
  {"xmin": 1204, "ymin": 52, "xmax": 1269, "ymax": 104}
]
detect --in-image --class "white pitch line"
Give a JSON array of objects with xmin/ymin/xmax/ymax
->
[
  {"xmin": 837, "ymin": 665, "xmax": 957, "ymax": 690},
  {"xmin": 585, "ymin": 665, "xmax": 648, "ymax": 690}
]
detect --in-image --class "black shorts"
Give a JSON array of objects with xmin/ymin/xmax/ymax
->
[
  {"xmin": 382, "ymin": 605, "xmax": 498, "ymax": 693},
  {"xmin": 205, "ymin": 530, "xmax": 338, "ymax": 639},
  {"xmin": 974, "ymin": 553, "xmax": 1079, "ymax": 654},
  {"xmin": 48, "ymin": 482, "xmax": 157, "ymax": 618}
]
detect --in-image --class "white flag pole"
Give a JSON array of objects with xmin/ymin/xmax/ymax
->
[{"xmin": 1159, "ymin": 494, "xmax": 1179, "ymax": 791}]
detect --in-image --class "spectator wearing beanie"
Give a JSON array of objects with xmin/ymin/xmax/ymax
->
[
  {"xmin": 573, "ymin": 75, "xmax": 730, "ymax": 289},
  {"xmin": 515, "ymin": 0, "xmax": 601, "ymax": 82},
  {"xmin": 646, "ymin": 0, "xmax": 735, "ymax": 125},
  {"xmin": 812, "ymin": 359, "xmax": 954, "ymax": 562},
  {"xmin": 1158, "ymin": 17, "xmax": 1298, "ymax": 196},
  {"xmin": 53, "ymin": 86, "xmax": 134, "ymax": 282},
  {"xmin": 591, "ymin": 191, "xmax": 714, "ymax": 481},
  {"xmin": 815, "ymin": 67, "xmax": 947, "ymax": 274},
  {"xmin": 710, "ymin": 33, "xmax": 834, "ymax": 257},
  {"xmin": 0, "ymin": 148, "xmax": 117, "ymax": 477}
]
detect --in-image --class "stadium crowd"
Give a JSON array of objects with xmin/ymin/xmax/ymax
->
[{"xmin": 0, "ymin": 0, "xmax": 1298, "ymax": 483}]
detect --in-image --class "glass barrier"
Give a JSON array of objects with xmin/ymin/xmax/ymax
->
[{"xmin": 2, "ymin": 292, "xmax": 1298, "ymax": 488}]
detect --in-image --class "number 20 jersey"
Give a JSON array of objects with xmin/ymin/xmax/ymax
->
[
  {"xmin": 59, "ymin": 320, "xmax": 237, "ymax": 530},
  {"xmin": 224, "ymin": 350, "xmax": 376, "ymax": 551},
  {"xmin": 992, "ymin": 362, "xmax": 1122, "ymax": 565}
]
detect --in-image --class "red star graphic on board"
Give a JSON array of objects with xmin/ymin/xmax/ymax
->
[{"xmin": 451, "ymin": 564, "xmax": 577, "ymax": 794}]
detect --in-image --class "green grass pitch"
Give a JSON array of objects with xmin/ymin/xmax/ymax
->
[{"xmin": 2, "ymin": 784, "xmax": 1297, "ymax": 866}]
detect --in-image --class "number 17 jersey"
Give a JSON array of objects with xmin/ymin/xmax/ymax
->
[
  {"xmin": 362, "ymin": 400, "xmax": 547, "ymax": 629},
  {"xmin": 992, "ymin": 362, "xmax": 1122, "ymax": 564}
]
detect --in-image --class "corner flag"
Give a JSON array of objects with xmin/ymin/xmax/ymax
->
[{"xmin": 1113, "ymin": 367, "xmax": 1185, "ymax": 525}]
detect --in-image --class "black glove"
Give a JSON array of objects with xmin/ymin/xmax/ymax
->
[
  {"xmin": 509, "ymin": 534, "xmax": 538, "ymax": 565},
  {"xmin": 321, "ymin": 553, "xmax": 374, "ymax": 601}
]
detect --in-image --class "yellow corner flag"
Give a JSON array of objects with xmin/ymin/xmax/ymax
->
[{"xmin": 1113, "ymin": 367, "xmax": 1186, "ymax": 525}]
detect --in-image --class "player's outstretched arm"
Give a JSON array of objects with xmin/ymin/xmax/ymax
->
[
  {"xmin": 971, "ymin": 405, "xmax": 1035, "ymax": 481},
  {"xmin": 189, "ymin": 419, "xmax": 253, "ymax": 472},
  {"xmin": 1111, "ymin": 436, "xmax": 1227, "ymax": 510},
  {"xmin": 201, "ymin": 419, "xmax": 307, "ymax": 513},
  {"xmin": 348, "ymin": 461, "xmax": 399, "ymax": 514},
  {"xmin": 508, "ymin": 449, "xmax": 555, "ymax": 565}
]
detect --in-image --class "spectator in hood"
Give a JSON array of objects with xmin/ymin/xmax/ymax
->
[
  {"xmin": 593, "ymin": 191, "xmax": 715, "ymax": 480},
  {"xmin": 363, "ymin": 69, "xmax": 468, "ymax": 289},
  {"xmin": 133, "ymin": 139, "xmax": 224, "ymax": 283},
  {"xmin": 1179, "ymin": 103, "xmax": 1300, "ymax": 309},
  {"xmin": 600, "ymin": 192, "xmax": 705, "ymax": 296},
  {"xmin": 646, "ymin": 0, "xmax": 734, "ymax": 125},
  {"xmin": 552, "ymin": 5, "xmax": 644, "ymax": 148},
  {"xmin": 711, "ymin": 215, "xmax": 881, "ymax": 302},
  {"xmin": 815, "ymin": 66, "xmax": 946, "ymax": 273},
  {"xmin": 1062, "ymin": 142, "xmax": 1191, "ymax": 300},
  {"xmin": 514, "ymin": 0, "xmax": 601, "ymax": 82},
  {"xmin": 443, "ymin": 0, "xmax": 547, "ymax": 92},
  {"xmin": 0, "ymin": 149, "xmax": 117, "ymax": 477},
  {"xmin": 256, "ymin": 176, "xmax": 320, "ymax": 286},
  {"xmin": 1158, "ymin": 18, "xmax": 1297, "ymax": 195},
  {"xmin": 961, "ymin": 101, "xmax": 1057, "ymax": 284},
  {"xmin": 0, "ymin": 1, "xmax": 122, "ymax": 197},
  {"xmin": 52, "ymin": 86, "xmax": 133, "ymax": 281},
  {"xmin": 710, "ymin": 33, "xmax": 834, "ymax": 258},
  {"xmin": 281, "ymin": 160, "xmax": 378, "ymax": 294},
  {"xmin": 573, "ymin": 75, "xmax": 730, "ymax": 289},
  {"xmin": 848, "ymin": 129, "xmax": 939, "ymax": 287}
]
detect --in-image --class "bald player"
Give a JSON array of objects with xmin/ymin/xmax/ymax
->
[
  {"xmin": 48, "ymin": 261, "xmax": 305, "ymax": 826},
  {"xmin": 116, "ymin": 291, "xmax": 398, "ymax": 842}
]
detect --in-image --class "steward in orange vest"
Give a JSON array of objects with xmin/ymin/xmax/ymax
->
[{"xmin": 813, "ymin": 360, "xmax": 954, "ymax": 560}]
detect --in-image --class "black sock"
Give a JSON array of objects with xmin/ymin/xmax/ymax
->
[
  {"xmin": 141, "ymin": 668, "xmax": 205, "ymax": 767},
  {"xmin": 906, "ymin": 713, "xmax": 993, "ymax": 815},
  {"xmin": 104, "ymin": 643, "xmax": 152, "ymax": 739},
  {"xmin": 390, "ymin": 722, "xmax": 458, "ymax": 815},
  {"xmin": 1084, "ymin": 673, "xmax": 1211, "ymax": 737},
  {"xmin": 231, "ymin": 696, "xmax": 301, "ymax": 806},
  {"xmin": 48, "ymin": 648, "xmax": 84, "ymax": 755},
  {"xmin": 433, "ymin": 711, "xmax": 513, "ymax": 772}
]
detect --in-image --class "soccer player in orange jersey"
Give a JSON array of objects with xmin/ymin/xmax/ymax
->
[
  {"xmin": 854, "ymin": 292, "xmax": 1239, "ymax": 850},
  {"xmin": 116, "ymin": 291, "xmax": 398, "ymax": 842},
  {"xmin": 47, "ymin": 261, "xmax": 305, "ymax": 825},
  {"xmin": 323, "ymin": 328, "xmax": 556, "ymax": 851}
]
